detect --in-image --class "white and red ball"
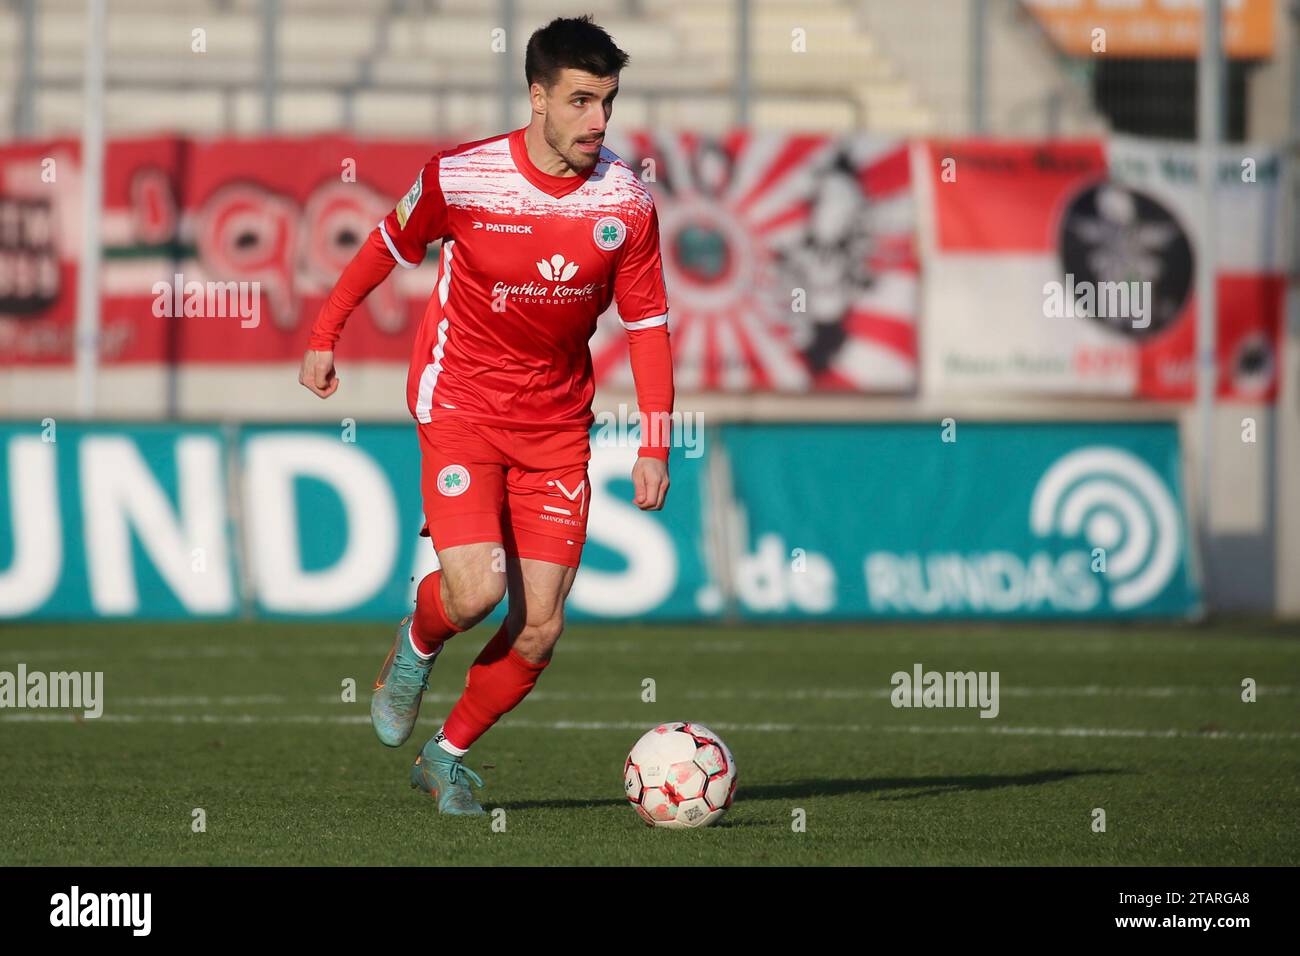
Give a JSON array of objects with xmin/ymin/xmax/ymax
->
[{"xmin": 624, "ymin": 722, "xmax": 737, "ymax": 829}]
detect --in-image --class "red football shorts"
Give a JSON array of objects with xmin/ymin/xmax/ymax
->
[{"xmin": 417, "ymin": 417, "xmax": 591, "ymax": 568}]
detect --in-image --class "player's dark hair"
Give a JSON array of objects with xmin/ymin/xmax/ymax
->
[{"xmin": 525, "ymin": 15, "xmax": 629, "ymax": 91}]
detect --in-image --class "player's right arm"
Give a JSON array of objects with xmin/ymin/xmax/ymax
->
[
  {"xmin": 299, "ymin": 229, "xmax": 394, "ymax": 398},
  {"xmin": 299, "ymin": 157, "xmax": 449, "ymax": 398}
]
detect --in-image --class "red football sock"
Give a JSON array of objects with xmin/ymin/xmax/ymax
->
[
  {"xmin": 439, "ymin": 621, "xmax": 549, "ymax": 752},
  {"xmin": 410, "ymin": 570, "xmax": 462, "ymax": 657}
]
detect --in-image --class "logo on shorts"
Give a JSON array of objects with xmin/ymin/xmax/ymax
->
[
  {"xmin": 539, "ymin": 477, "xmax": 587, "ymax": 526},
  {"xmin": 593, "ymin": 216, "xmax": 626, "ymax": 251},
  {"xmin": 437, "ymin": 464, "xmax": 470, "ymax": 497}
]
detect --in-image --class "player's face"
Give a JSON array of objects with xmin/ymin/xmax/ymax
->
[{"xmin": 538, "ymin": 69, "xmax": 619, "ymax": 173}]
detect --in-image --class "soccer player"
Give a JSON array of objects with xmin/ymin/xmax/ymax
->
[{"xmin": 298, "ymin": 16, "xmax": 673, "ymax": 815}]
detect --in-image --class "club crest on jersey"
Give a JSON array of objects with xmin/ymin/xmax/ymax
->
[
  {"xmin": 593, "ymin": 216, "xmax": 626, "ymax": 251},
  {"xmin": 436, "ymin": 464, "xmax": 470, "ymax": 497},
  {"xmin": 395, "ymin": 174, "xmax": 422, "ymax": 228}
]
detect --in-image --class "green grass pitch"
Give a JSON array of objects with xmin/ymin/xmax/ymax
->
[{"xmin": 1, "ymin": 619, "xmax": 1297, "ymax": 866}]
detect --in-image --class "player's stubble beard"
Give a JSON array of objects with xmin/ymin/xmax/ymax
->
[{"xmin": 542, "ymin": 113, "xmax": 601, "ymax": 176}]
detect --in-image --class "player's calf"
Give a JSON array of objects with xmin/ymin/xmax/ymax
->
[
  {"xmin": 506, "ymin": 606, "xmax": 564, "ymax": 665},
  {"xmin": 410, "ymin": 569, "xmax": 464, "ymax": 656},
  {"xmin": 432, "ymin": 620, "xmax": 551, "ymax": 755}
]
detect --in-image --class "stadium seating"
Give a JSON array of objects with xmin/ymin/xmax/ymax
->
[{"xmin": 0, "ymin": 0, "xmax": 1103, "ymax": 138}]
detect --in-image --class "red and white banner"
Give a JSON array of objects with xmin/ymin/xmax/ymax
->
[
  {"xmin": 0, "ymin": 139, "xmax": 82, "ymax": 364},
  {"xmin": 593, "ymin": 131, "xmax": 919, "ymax": 392},
  {"xmin": 919, "ymin": 137, "xmax": 1285, "ymax": 401},
  {"xmin": 4, "ymin": 133, "xmax": 1283, "ymax": 403},
  {"xmin": 0, "ymin": 135, "xmax": 445, "ymax": 367},
  {"xmin": 0, "ymin": 132, "xmax": 919, "ymax": 394}
]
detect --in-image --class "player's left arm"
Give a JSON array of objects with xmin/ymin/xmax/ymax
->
[{"xmin": 613, "ymin": 200, "xmax": 674, "ymax": 512}]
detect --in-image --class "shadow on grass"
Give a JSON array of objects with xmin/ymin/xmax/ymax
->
[
  {"xmin": 745, "ymin": 768, "xmax": 1129, "ymax": 802},
  {"xmin": 495, "ymin": 768, "xmax": 1127, "ymax": 811},
  {"xmin": 496, "ymin": 797, "xmax": 629, "ymax": 811}
]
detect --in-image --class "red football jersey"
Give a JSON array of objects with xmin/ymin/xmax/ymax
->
[{"xmin": 379, "ymin": 126, "xmax": 669, "ymax": 430}]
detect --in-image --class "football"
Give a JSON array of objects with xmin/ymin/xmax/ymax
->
[{"xmin": 623, "ymin": 721, "xmax": 738, "ymax": 828}]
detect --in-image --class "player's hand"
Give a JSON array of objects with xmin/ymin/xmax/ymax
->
[
  {"xmin": 632, "ymin": 456, "xmax": 669, "ymax": 511},
  {"xmin": 298, "ymin": 349, "xmax": 339, "ymax": 399}
]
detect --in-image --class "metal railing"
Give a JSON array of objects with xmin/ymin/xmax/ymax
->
[
  {"xmin": 20, "ymin": 75, "xmax": 865, "ymax": 136},
  {"xmin": 6, "ymin": 0, "xmax": 881, "ymax": 138}
]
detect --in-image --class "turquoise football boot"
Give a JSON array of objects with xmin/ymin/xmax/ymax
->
[
  {"xmin": 370, "ymin": 616, "xmax": 437, "ymax": 748},
  {"xmin": 410, "ymin": 738, "xmax": 487, "ymax": 816}
]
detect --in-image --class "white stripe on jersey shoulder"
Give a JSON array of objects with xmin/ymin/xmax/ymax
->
[
  {"xmin": 438, "ymin": 137, "xmax": 518, "ymax": 211},
  {"xmin": 378, "ymin": 220, "xmax": 420, "ymax": 269},
  {"xmin": 621, "ymin": 312, "xmax": 668, "ymax": 331},
  {"xmin": 598, "ymin": 144, "xmax": 650, "ymax": 191},
  {"xmin": 581, "ymin": 144, "xmax": 655, "ymax": 216},
  {"xmin": 438, "ymin": 136, "xmax": 653, "ymax": 218}
]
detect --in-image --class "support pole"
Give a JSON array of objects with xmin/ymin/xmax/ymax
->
[
  {"xmin": 971, "ymin": 0, "xmax": 987, "ymax": 134},
  {"xmin": 1195, "ymin": 0, "xmax": 1223, "ymax": 606},
  {"xmin": 75, "ymin": 0, "xmax": 107, "ymax": 417},
  {"xmin": 500, "ymin": 0, "xmax": 516, "ymax": 132},
  {"xmin": 736, "ymin": 0, "xmax": 752, "ymax": 127},
  {"xmin": 262, "ymin": 0, "xmax": 280, "ymax": 130}
]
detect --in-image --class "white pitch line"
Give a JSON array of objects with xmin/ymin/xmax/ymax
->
[
  {"xmin": 2, "ymin": 684, "xmax": 1292, "ymax": 712},
  {"xmin": 0, "ymin": 679, "xmax": 1289, "ymax": 708},
  {"xmin": 8, "ymin": 637, "xmax": 1297, "ymax": 662},
  {"xmin": 309, "ymin": 685, "xmax": 1292, "ymax": 704},
  {"xmin": 2, "ymin": 713, "xmax": 1297, "ymax": 741},
  {"xmin": 0, "ymin": 713, "xmax": 375, "ymax": 725},
  {"xmin": 509, "ymin": 720, "xmax": 1300, "ymax": 741},
  {"xmin": 881, "ymin": 723, "xmax": 1300, "ymax": 741},
  {"xmin": 116, "ymin": 695, "xmax": 287, "ymax": 707},
  {"xmin": 142, "ymin": 646, "xmax": 377, "ymax": 660},
  {"xmin": 0, "ymin": 649, "xmax": 96, "ymax": 660},
  {"xmin": 127, "ymin": 639, "xmax": 783, "ymax": 659},
  {"xmin": 13, "ymin": 684, "xmax": 1293, "ymax": 710}
]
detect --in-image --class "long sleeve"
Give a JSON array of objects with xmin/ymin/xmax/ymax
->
[
  {"xmin": 307, "ymin": 228, "xmax": 397, "ymax": 351},
  {"xmin": 614, "ymin": 198, "xmax": 672, "ymax": 460},
  {"xmin": 627, "ymin": 324, "xmax": 674, "ymax": 461}
]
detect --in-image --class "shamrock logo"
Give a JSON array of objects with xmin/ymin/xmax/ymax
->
[{"xmin": 436, "ymin": 465, "xmax": 471, "ymax": 497}]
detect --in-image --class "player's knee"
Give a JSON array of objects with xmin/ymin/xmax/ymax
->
[
  {"xmin": 446, "ymin": 577, "xmax": 505, "ymax": 626},
  {"xmin": 531, "ymin": 614, "xmax": 564, "ymax": 647}
]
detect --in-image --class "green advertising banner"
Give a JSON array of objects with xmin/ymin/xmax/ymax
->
[
  {"xmin": 0, "ymin": 420, "xmax": 1198, "ymax": 621},
  {"xmin": 718, "ymin": 422, "xmax": 1201, "ymax": 618},
  {"xmin": 0, "ymin": 420, "xmax": 712, "ymax": 622},
  {"xmin": 235, "ymin": 422, "xmax": 712, "ymax": 621},
  {"xmin": 0, "ymin": 421, "xmax": 239, "ymax": 620}
]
